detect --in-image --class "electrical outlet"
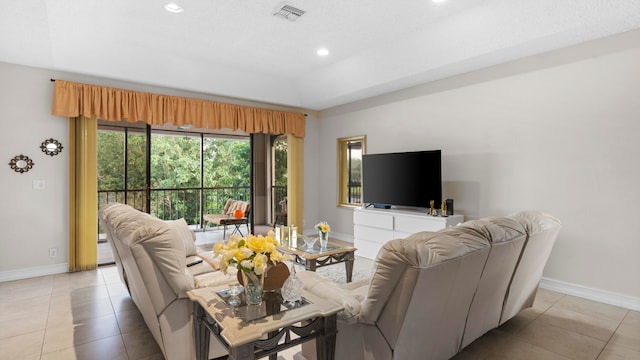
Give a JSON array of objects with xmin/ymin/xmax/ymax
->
[{"xmin": 49, "ymin": 248, "xmax": 58, "ymax": 258}]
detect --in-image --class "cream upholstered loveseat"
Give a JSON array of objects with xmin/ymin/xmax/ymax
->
[
  {"xmin": 298, "ymin": 211, "xmax": 561, "ymax": 360},
  {"xmin": 99, "ymin": 203, "xmax": 234, "ymax": 360}
]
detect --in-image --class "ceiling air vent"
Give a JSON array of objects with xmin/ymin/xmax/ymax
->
[{"xmin": 273, "ymin": 4, "xmax": 306, "ymax": 22}]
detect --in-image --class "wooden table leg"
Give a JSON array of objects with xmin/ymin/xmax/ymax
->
[
  {"xmin": 305, "ymin": 259, "xmax": 317, "ymax": 272},
  {"xmin": 228, "ymin": 343, "xmax": 254, "ymax": 360},
  {"xmin": 315, "ymin": 314, "xmax": 338, "ymax": 360},
  {"xmin": 193, "ymin": 303, "xmax": 210, "ymax": 360},
  {"xmin": 345, "ymin": 253, "xmax": 354, "ymax": 283}
]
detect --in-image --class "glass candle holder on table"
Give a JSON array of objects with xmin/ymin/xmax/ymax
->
[
  {"xmin": 226, "ymin": 283, "xmax": 244, "ymax": 307},
  {"xmin": 302, "ymin": 235, "xmax": 317, "ymax": 251}
]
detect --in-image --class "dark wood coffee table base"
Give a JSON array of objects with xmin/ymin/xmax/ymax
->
[
  {"xmin": 279, "ymin": 241, "xmax": 357, "ymax": 283},
  {"xmin": 292, "ymin": 251, "xmax": 355, "ymax": 283},
  {"xmin": 189, "ymin": 288, "xmax": 340, "ymax": 360}
]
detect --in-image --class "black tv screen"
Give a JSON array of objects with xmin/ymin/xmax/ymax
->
[{"xmin": 362, "ymin": 150, "xmax": 441, "ymax": 209}]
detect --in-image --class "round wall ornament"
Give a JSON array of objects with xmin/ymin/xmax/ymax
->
[
  {"xmin": 40, "ymin": 138, "xmax": 63, "ymax": 156},
  {"xmin": 9, "ymin": 154, "xmax": 34, "ymax": 173}
]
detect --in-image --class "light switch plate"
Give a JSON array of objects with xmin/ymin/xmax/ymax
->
[{"xmin": 33, "ymin": 180, "xmax": 46, "ymax": 190}]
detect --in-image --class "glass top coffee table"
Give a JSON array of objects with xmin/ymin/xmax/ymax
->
[
  {"xmin": 188, "ymin": 286, "xmax": 342, "ymax": 360},
  {"xmin": 278, "ymin": 238, "xmax": 357, "ymax": 283}
]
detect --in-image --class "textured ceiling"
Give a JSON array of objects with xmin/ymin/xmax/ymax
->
[{"xmin": 2, "ymin": 0, "xmax": 640, "ymax": 110}]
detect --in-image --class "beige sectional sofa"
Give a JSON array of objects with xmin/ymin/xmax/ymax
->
[
  {"xmin": 298, "ymin": 211, "xmax": 561, "ymax": 360},
  {"xmin": 99, "ymin": 203, "xmax": 234, "ymax": 360}
]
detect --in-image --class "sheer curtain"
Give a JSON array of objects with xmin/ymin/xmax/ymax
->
[
  {"xmin": 287, "ymin": 134, "xmax": 304, "ymax": 229},
  {"xmin": 52, "ymin": 80, "xmax": 305, "ymax": 271}
]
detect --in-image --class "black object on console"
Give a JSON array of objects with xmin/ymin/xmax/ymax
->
[{"xmin": 446, "ymin": 199, "xmax": 454, "ymax": 215}]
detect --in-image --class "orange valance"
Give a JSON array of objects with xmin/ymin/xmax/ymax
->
[{"xmin": 51, "ymin": 80, "xmax": 305, "ymax": 137}]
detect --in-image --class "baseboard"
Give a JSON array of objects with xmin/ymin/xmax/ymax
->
[
  {"xmin": 327, "ymin": 231, "xmax": 353, "ymax": 243},
  {"xmin": 0, "ymin": 263, "xmax": 68, "ymax": 282},
  {"xmin": 540, "ymin": 277, "xmax": 640, "ymax": 312}
]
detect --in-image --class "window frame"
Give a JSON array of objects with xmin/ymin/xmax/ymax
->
[{"xmin": 337, "ymin": 135, "xmax": 366, "ymax": 208}]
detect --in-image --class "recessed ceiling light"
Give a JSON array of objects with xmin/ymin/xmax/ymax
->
[
  {"xmin": 317, "ymin": 48, "xmax": 329, "ymax": 56},
  {"xmin": 165, "ymin": 3, "xmax": 184, "ymax": 13}
]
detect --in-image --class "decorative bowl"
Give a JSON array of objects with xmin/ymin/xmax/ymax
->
[{"xmin": 302, "ymin": 235, "xmax": 317, "ymax": 250}]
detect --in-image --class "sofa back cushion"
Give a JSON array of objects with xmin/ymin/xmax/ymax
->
[
  {"xmin": 361, "ymin": 229, "xmax": 490, "ymax": 359},
  {"xmin": 101, "ymin": 203, "xmax": 196, "ymax": 316},
  {"xmin": 99, "ymin": 203, "xmax": 165, "ymax": 345},
  {"xmin": 166, "ymin": 218, "xmax": 197, "ymax": 256},
  {"xmin": 130, "ymin": 215, "xmax": 194, "ymax": 315},
  {"xmin": 500, "ymin": 211, "xmax": 561, "ymax": 324},
  {"xmin": 452, "ymin": 217, "xmax": 529, "ymax": 349},
  {"xmin": 100, "ymin": 203, "xmax": 155, "ymax": 289}
]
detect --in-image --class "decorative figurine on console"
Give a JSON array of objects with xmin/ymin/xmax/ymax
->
[
  {"xmin": 441, "ymin": 200, "xmax": 448, "ymax": 217},
  {"xmin": 429, "ymin": 200, "xmax": 439, "ymax": 216}
]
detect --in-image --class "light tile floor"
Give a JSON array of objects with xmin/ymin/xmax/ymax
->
[
  {"xmin": 1, "ymin": 261, "xmax": 638, "ymax": 359},
  {"xmin": 452, "ymin": 290, "xmax": 640, "ymax": 360}
]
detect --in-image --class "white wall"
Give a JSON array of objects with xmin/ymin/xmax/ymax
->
[
  {"xmin": 0, "ymin": 64, "xmax": 69, "ymax": 278},
  {"xmin": 0, "ymin": 61, "xmax": 313, "ymax": 280},
  {"xmin": 317, "ymin": 30, "xmax": 640, "ymax": 308}
]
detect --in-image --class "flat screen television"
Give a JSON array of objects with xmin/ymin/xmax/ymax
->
[{"xmin": 362, "ymin": 150, "xmax": 441, "ymax": 209}]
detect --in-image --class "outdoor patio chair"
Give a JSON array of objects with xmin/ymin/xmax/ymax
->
[{"xmin": 203, "ymin": 199, "xmax": 250, "ymax": 238}]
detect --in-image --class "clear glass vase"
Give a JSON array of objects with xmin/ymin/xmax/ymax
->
[
  {"xmin": 319, "ymin": 231, "xmax": 329, "ymax": 248},
  {"xmin": 241, "ymin": 271, "xmax": 264, "ymax": 306}
]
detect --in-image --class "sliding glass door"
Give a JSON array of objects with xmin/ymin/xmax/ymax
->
[
  {"xmin": 97, "ymin": 122, "xmax": 251, "ymax": 265},
  {"xmin": 97, "ymin": 122, "xmax": 148, "ymax": 265}
]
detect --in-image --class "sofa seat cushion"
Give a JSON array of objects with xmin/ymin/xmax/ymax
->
[
  {"xmin": 186, "ymin": 254, "xmax": 217, "ymax": 277},
  {"xmin": 194, "ymin": 268, "xmax": 236, "ymax": 288},
  {"xmin": 196, "ymin": 250, "xmax": 222, "ymax": 270}
]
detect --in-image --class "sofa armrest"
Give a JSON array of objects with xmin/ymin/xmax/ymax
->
[
  {"xmin": 297, "ymin": 271, "xmax": 364, "ymax": 324},
  {"xmin": 192, "ymin": 265, "xmax": 238, "ymax": 289}
]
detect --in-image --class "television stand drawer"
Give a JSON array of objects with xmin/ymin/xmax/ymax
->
[{"xmin": 354, "ymin": 208, "xmax": 463, "ymax": 260}]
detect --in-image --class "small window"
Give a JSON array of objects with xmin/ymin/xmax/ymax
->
[{"xmin": 337, "ymin": 136, "xmax": 365, "ymax": 207}]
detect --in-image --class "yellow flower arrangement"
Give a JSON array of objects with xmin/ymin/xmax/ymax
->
[
  {"xmin": 213, "ymin": 230, "xmax": 289, "ymax": 276},
  {"xmin": 315, "ymin": 221, "xmax": 331, "ymax": 234}
]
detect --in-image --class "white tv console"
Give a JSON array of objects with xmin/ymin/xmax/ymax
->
[{"xmin": 353, "ymin": 207, "xmax": 464, "ymax": 260}]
